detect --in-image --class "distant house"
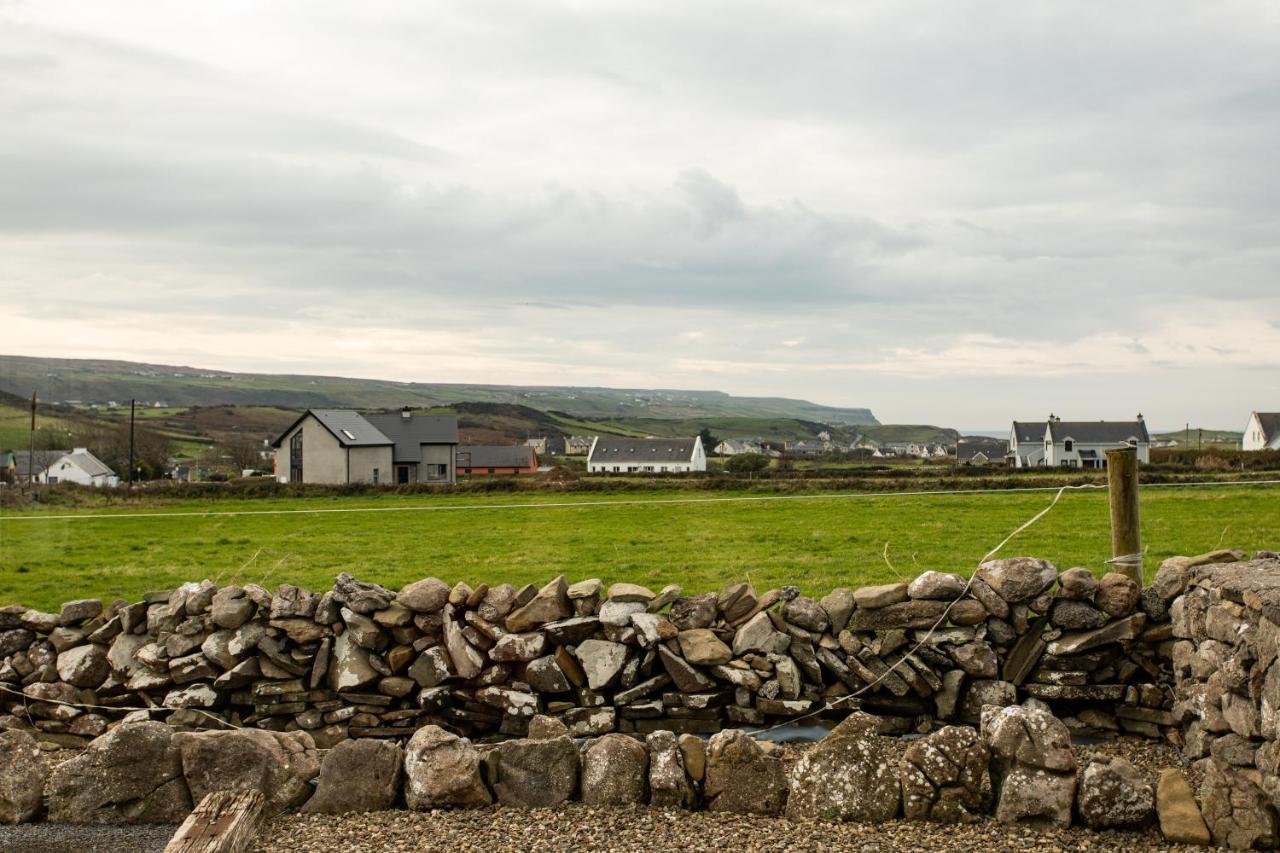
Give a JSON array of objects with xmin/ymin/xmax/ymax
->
[
  {"xmin": 16, "ymin": 448, "xmax": 119, "ymax": 486},
  {"xmin": 524, "ymin": 436, "xmax": 566, "ymax": 456},
  {"xmin": 271, "ymin": 408, "xmax": 458, "ymax": 485},
  {"xmin": 1244, "ymin": 412, "xmax": 1280, "ymax": 451},
  {"xmin": 1010, "ymin": 415, "xmax": 1150, "ymax": 468},
  {"xmin": 957, "ymin": 440, "xmax": 1008, "ymax": 465},
  {"xmin": 1008, "ymin": 422, "xmax": 1050, "ymax": 468},
  {"xmin": 587, "ymin": 437, "xmax": 706, "ymax": 473},
  {"xmin": 788, "ymin": 440, "xmax": 828, "ymax": 457},
  {"xmin": 715, "ymin": 438, "xmax": 781, "ymax": 458},
  {"xmin": 459, "ymin": 445, "xmax": 538, "ymax": 476},
  {"xmin": 564, "ymin": 436, "xmax": 594, "ymax": 456}
]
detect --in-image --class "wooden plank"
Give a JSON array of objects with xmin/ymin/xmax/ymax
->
[
  {"xmin": 164, "ymin": 790, "xmax": 267, "ymax": 853},
  {"xmin": 1105, "ymin": 446, "xmax": 1143, "ymax": 587}
]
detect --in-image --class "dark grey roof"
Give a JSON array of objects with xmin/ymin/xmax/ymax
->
[
  {"xmin": 12, "ymin": 449, "xmax": 70, "ymax": 477},
  {"xmin": 271, "ymin": 409, "xmax": 391, "ymax": 448},
  {"xmin": 363, "ymin": 413, "xmax": 459, "ymax": 463},
  {"xmin": 589, "ymin": 437, "xmax": 699, "ymax": 463},
  {"xmin": 459, "ymin": 445, "xmax": 536, "ymax": 469},
  {"xmin": 1048, "ymin": 420, "xmax": 1150, "ymax": 444},
  {"xmin": 1255, "ymin": 412, "xmax": 1280, "ymax": 440},
  {"xmin": 1011, "ymin": 422, "xmax": 1048, "ymax": 443},
  {"xmin": 958, "ymin": 440, "xmax": 1008, "ymax": 461}
]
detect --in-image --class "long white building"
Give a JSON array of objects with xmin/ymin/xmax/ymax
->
[
  {"xmin": 1009, "ymin": 416, "xmax": 1150, "ymax": 468},
  {"xmin": 587, "ymin": 437, "xmax": 706, "ymax": 473}
]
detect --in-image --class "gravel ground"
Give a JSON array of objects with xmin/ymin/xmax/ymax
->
[
  {"xmin": 0, "ymin": 823, "xmax": 176, "ymax": 853},
  {"xmin": 252, "ymin": 806, "xmax": 1206, "ymax": 853}
]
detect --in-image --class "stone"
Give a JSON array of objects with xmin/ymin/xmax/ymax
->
[
  {"xmin": 607, "ymin": 582, "xmax": 655, "ymax": 603},
  {"xmin": 175, "ymin": 728, "xmax": 320, "ymax": 816},
  {"xmin": 1054, "ymin": 567, "xmax": 1098, "ymax": 600},
  {"xmin": 1078, "ymin": 756, "xmax": 1155, "ymax": 830},
  {"xmin": 1049, "ymin": 598, "xmax": 1109, "ymax": 631},
  {"xmin": 490, "ymin": 631, "xmax": 547, "ymax": 662},
  {"xmin": 0, "ymin": 729, "xmax": 50, "ymax": 824},
  {"xmin": 731, "ymin": 612, "xmax": 776, "ymax": 656},
  {"xmin": 982, "ymin": 705, "xmax": 1076, "ymax": 829},
  {"xmin": 819, "ymin": 588, "xmax": 856, "ymax": 633},
  {"xmin": 647, "ymin": 584, "xmax": 683, "ymax": 612},
  {"xmin": 210, "ymin": 586, "xmax": 256, "ymax": 629},
  {"xmin": 970, "ymin": 578, "xmax": 1010, "ymax": 619},
  {"xmin": 47, "ymin": 721, "xmax": 192, "ymax": 824},
  {"xmin": 574, "ymin": 639, "xmax": 629, "ymax": 689},
  {"xmin": 849, "ymin": 599, "xmax": 949, "ymax": 631},
  {"xmin": 397, "ymin": 577, "xmax": 451, "ymax": 612},
  {"xmin": 908, "ymin": 571, "xmax": 968, "ymax": 601},
  {"xmin": 332, "ymin": 572, "xmax": 394, "ymax": 614},
  {"xmin": 525, "ymin": 655, "xmax": 571, "ymax": 693},
  {"xmin": 960, "ymin": 679, "xmax": 1016, "ymax": 721},
  {"xmin": 659, "ymin": 645, "xmax": 716, "ymax": 693},
  {"xmin": 581, "ymin": 733, "xmax": 649, "ymax": 805},
  {"xmin": 786, "ymin": 712, "xmax": 898, "ymax": 823},
  {"xmin": 853, "ymin": 582, "xmax": 908, "ymax": 609},
  {"xmin": 303, "ymin": 739, "xmax": 402, "ymax": 814},
  {"xmin": 403, "ymin": 725, "xmax": 491, "ymax": 809},
  {"xmin": 528, "ymin": 714, "xmax": 570, "ymax": 739},
  {"xmin": 444, "ymin": 606, "xmax": 484, "ymax": 680},
  {"xmin": 541, "ymin": 616, "xmax": 601, "ymax": 645},
  {"xmin": 647, "ymin": 729, "xmax": 694, "ymax": 808},
  {"xmin": 599, "ymin": 600, "xmax": 645, "ymax": 628},
  {"xmin": 717, "ymin": 583, "xmax": 757, "ymax": 622},
  {"xmin": 950, "ymin": 641, "xmax": 998, "ymax": 678},
  {"xmin": 975, "ymin": 557, "xmax": 1058, "ymax": 604},
  {"xmin": 705, "ymin": 729, "xmax": 787, "ymax": 816},
  {"xmin": 505, "ymin": 575, "xmax": 571, "ymax": 632},
  {"xmin": 567, "ymin": 578, "xmax": 602, "ymax": 599},
  {"xmin": 629, "ymin": 612, "xmax": 666, "ymax": 646},
  {"xmin": 1095, "ymin": 572, "xmax": 1141, "ymax": 617},
  {"xmin": 900, "ymin": 724, "xmax": 989, "ymax": 823},
  {"xmin": 1157, "ymin": 768, "xmax": 1212, "ymax": 845},
  {"xmin": 679, "ymin": 629, "xmax": 732, "ymax": 665},
  {"xmin": 1199, "ymin": 761, "xmax": 1278, "ymax": 850},
  {"xmin": 407, "ymin": 646, "xmax": 453, "ymax": 688},
  {"xmin": 494, "ymin": 732, "xmax": 580, "ymax": 807},
  {"xmin": 947, "ymin": 599, "xmax": 987, "ymax": 626},
  {"xmin": 669, "ymin": 594, "xmax": 718, "ymax": 630},
  {"xmin": 328, "ymin": 632, "xmax": 379, "ymax": 691},
  {"xmin": 0, "ymin": 628, "xmax": 34, "ymax": 657},
  {"xmin": 781, "ymin": 596, "xmax": 828, "ymax": 632},
  {"xmin": 341, "ymin": 608, "xmax": 386, "ymax": 650},
  {"xmin": 59, "ymin": 598, "xmax": 103, "ymax": 625},
  {"xmin": 270, "ymin": 584, "xmax": 318, "ymax": 619},
  {"xmin": 1045, "ymin": 613, "xmax": 1146, "ymax": 655},
  {"xmin": 56, "ymin": 644, "xmax": 109, "ymax": 688},
  {"xmin": 679, "ymin": 733, "xmax": 706, "ymax": 782},
  {"xmin": 565, "ymin": 707, "xmax": 616, "ymax": 736},
  {"xmin": 164, "ymin": 684, "xmax": 218, "ymax": 709}
]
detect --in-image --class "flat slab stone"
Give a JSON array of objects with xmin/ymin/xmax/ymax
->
[{"xmin": 853, "ymin": 583, "xmax": 908, "ymax": 609}]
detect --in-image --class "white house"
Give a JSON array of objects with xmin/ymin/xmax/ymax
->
[
  {"xmin": 1244, "ymin": 412, "xmax": 1280, "ymax": 451},
  {"xmin": 1008, "ymin": 422, "xmax": 1049, "ymax": 468},
  {"xmin": 587, "ymin": 437, "xmax": 706, "ymax": 473},
  {"xmin": 1041, "ymin": 415, "xmax": 1150, "ymax": 468},
  {"xmin": 32, "ymin": 448, "xmax": 120, "ymax": 487}
]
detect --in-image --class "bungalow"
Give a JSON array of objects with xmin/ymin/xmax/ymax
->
[
  {"xmin": 18, "ymin": 448, "xmax": 119, "ymax": 486},
  {"xmin": 271, "ymin": 408, "xmax": 458, "ymax": 485},
  {"xmin": 458, "ymin": 445, "xmax": 538, "ymax": 476},
  {"xmin": 957, "ymin": 440, "xmax": 1008, "ymax": 465},
  {"xmin": 1243, "ymin": 412, "xmax": 1280, "ymax": 451},
  {"xmin": 587, "ymin": 437, "xmax": 706, "ymax": 473}
]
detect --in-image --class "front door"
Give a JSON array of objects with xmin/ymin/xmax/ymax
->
[{"xmin": 396, "ymin": 465, "xmax": 410, "ymax": 484}]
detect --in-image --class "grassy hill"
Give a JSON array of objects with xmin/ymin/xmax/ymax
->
[
  {"xmin": 1152, "ymin": 428, "xmax": 1242, "ymax": 448},
  {"xmin": 0, "ymin": 355, "xmax": 878, "ymax": 426}
]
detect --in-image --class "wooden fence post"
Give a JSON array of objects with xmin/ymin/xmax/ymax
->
[{"xmin": 1105, "ymin": 446, "xmax": 1143, "ymax": 587}]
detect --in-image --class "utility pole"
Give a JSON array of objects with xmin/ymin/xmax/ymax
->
[
  {"xmin": 28, "ymin": 390, "xmax": 36, "ymax": 488},
  {"xmin": 1105, "ymin": 446, "xmax": 1142, "ymax": 587},
  {"xmin": 128, "ymin": 398, "xmax": 136, "ymax": 486}
]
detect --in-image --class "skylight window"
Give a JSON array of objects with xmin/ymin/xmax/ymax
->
[{"xmin": 341, "ymin": 429, "xmax": 357, "ymax": 441}]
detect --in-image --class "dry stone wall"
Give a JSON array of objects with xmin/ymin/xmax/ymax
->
[{"xmin": 1, "ymin": 558, "xmax": 1178, "ymax": 747}]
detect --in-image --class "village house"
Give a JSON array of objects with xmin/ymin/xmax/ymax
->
[
  {"xmin": 563, "ymin": 436, "xmax": 594, "ymax": 456},
  {"xmin": 957, "ymin": 439, "xmax": 1008, "ymax": 465},
  {"xmin": 1010, "ymin": 415, "xmax": 1150, "ymax": 468},
  {"xmin": 1243, "ymin": 412, "xmax": 1280, "ymax": 450},
  {"xmin": 13, "ymin": 448, "xmax": 120, "ymax": 486},
  {"xmin": 271, "ymin": 408, "xmax": 458, "ymax": 485},
  {"xmin": 587, "ymin": 436, "xmax": 706, "ymax": 473},
  {"xmin": 523, "ymin": 436, "xmax": 566, "ymax": 456},
  {"xmin": 458, "ymin": 445, "xmax": 538, "ymax": 476}
]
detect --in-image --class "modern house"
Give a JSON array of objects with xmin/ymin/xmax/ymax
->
[
  {"xmin": 957, "ymin": 440, "xmax": 1008, "ymax": 465},
  {"xmin": 1009, "ymin": 415, "xmax": 1150, "ymax": 468},
  {"xmin": 1243, "ymin": 412, "xmax": 1280, "ymax": 451},
  {"xmin": 271, "ymin": 408, "xmax": 458, "ymax": 485},
  {"xmin": 458, "ymin": 445, "xmax": 538, "ymax": 476},
  {"xmin": 587, "ymin": 437, "xmax": 706, "ymax": 473},
  {"xmin": 15, "ymin": 448, "xmax": 120, "ymax": 486}
]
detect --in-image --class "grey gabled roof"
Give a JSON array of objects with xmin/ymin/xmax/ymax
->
[
  {"xmin": 459, "ymin": 445, "xmax": 536, "ymax": 469},
  {"xmin": 271, "ymin": 409, "xmax": 392, "ymax": 448},
  {"xmin": 958, "ymin": 440, "xmax": 1008, "ymax": 461},
  {"xmin": 1047, "ymin": 420, "xmax": 1150, "ymax": 444},
  {"xmin": 64, "ymin": 450, "xmax": 116, "ymax": 477},
  {"xmin": 589, "ymin": 437, "xmax": 699, "ymax": 463},
  {"xmin": 363, "ymin": 413, "xmax": 458, "ymax": 463},
  {"xmin": 12, "ymin": 449, "xmax": 70, "ymax": 477},
  {"xmin": 1254, "ymin": 412, "xmax": 1280, "ymax": 440},
  {"xmin": 1010, "ymin": 422, "xmax": 1048, "ymax": 444}
]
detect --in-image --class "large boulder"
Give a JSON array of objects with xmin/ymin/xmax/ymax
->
[
  {"xmin": 647, "ymin": 730, "xmax": 694, "ymax": 808},
  {"xmin": 493, "ymin": 728, "xmax": 580, "ymax": 807},
  {"xmin": 900, "ymin": 724, "xmax": 989, "ymax": 823},
  {"xmin": 1199, "ymin": 762, "xmax": 1278, "ymax": 850},
  {"xmin": 1077, "ymin": 756, "xmax": 1155, "ymax": 830},
  {"xmin": 981, "ymin": 705, "xmax": 1077, "ymax": 829},
  {"xmin": 1095, "ymin": 572, "xmax": 1141, "ymax": 618},
  {"xmin": 705, "ymin": 729, "xmax": 787, "ymax": 816},
  {"xmin": 174, "ymin": 729, "xmax": 319, "ymax": 816},
  {"xmin": 786, "ymin": 713, "xmax": 898, "ymax": 823},
  {"xmin": 974, "ymin": 558, "xmax": 1058, "ymax": 604},
  {"xmin": 403, "ymin": 725, "xmax": 491, "ymax": 810},
  {"xmin": 581, "ymin": 733, "xmax": 649, "ymax": 806},
  {"xmin": 56, "ymin": 644, "xmax": 110, "ymax": 688},
  {"xmin": 47, "ymin": 721, "xmax": 192, "ymax": 824},
  {"xmin": 0, "ymin": 730, "xmax": 50, "ymax": 823},
  {"xmin": 397, "ymin": 577, "xmax": 451, "ymax": 612},
  {"xmin": 1157, "ymin": 768, "xmax": 1212, "ymax": 845},
  {"xmin": 303, "ymin": 739, "xmax": 403, "ymax": 814}
]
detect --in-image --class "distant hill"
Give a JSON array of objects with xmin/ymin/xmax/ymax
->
[{"xmin": 0, "ymin": 355, "xmax": 878, "ymax": 427}]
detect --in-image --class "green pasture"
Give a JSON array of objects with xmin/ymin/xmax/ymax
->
[{"xmin": 1, "ymin": 485, "xmax": 1277, "ymax": 610}]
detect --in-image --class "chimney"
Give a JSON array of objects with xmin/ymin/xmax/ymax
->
[
  {"xmin": 401, "ymin": 406, "xmax": 412, "ymax": 420},
  {"xmin": 73, "ymin": 447, "xmax": 88, "ymax": 454}
]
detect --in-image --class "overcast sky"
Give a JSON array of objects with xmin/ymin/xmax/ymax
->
[{"xmin": 3, "ymin": 1, "xmax": 1278, "ymax": 428}]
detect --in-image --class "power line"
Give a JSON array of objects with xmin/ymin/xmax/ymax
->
[{"xmin": 4, "ymin": 477, "xmax": 1279, "ymax": 523}]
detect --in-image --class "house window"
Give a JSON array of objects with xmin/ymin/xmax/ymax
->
[
  {"xmin": 1064, "ymin": 439, "xmax": 1073, "ymax": 452},
  {"xmin": 372, "ymin": 468, "xmax": 379, "ymax": 484},
  {"xmin": 290, "ymin": 429, "xmax": 303, "ymax": 483},
  {"xmin": 423, "ymin": 464, "xmax": 447, "ymax": 480}
]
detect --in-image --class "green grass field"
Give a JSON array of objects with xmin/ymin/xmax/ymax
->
[{"xmin": 2, "ymin": 484, "xmax": 1277, "ymax": 610}]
